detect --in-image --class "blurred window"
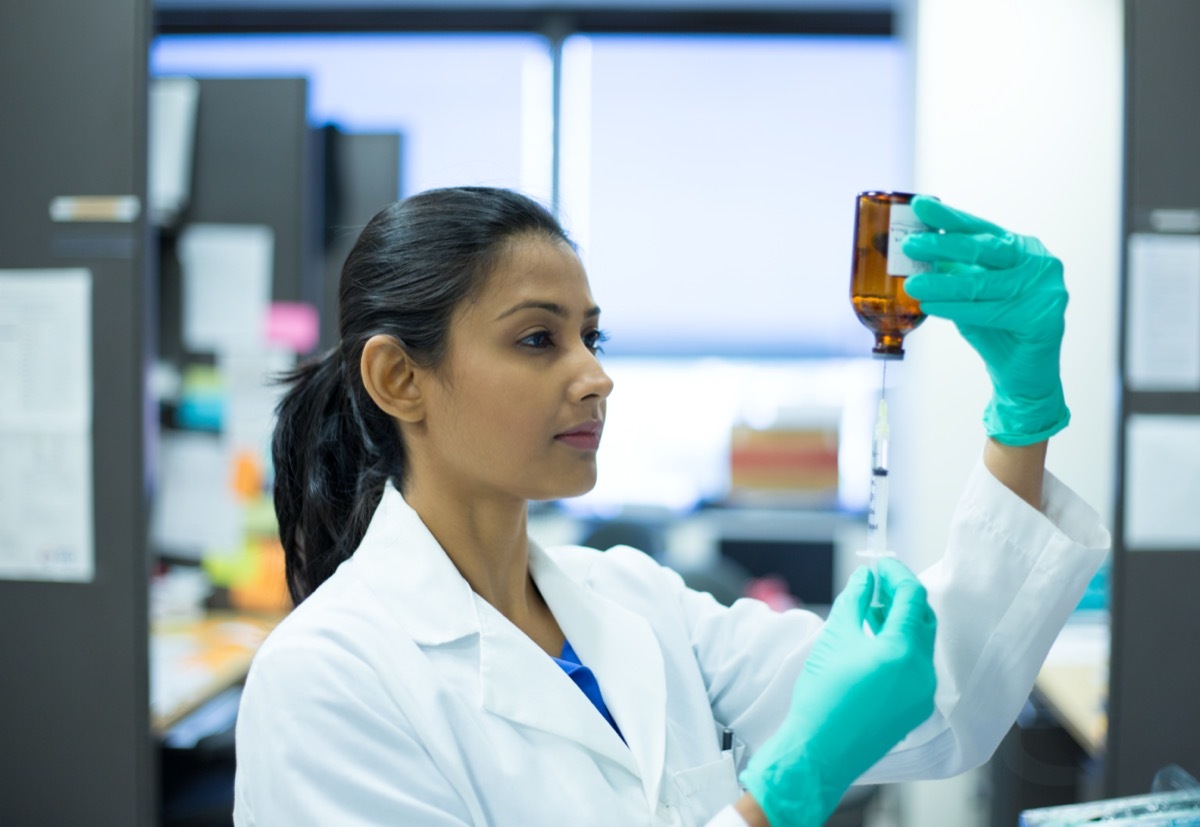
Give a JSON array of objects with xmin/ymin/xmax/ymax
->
[
  {"xmin": 559, "ymin": 34, "xmax": 910, "ymax": 358},
  {"xmin": 151, "ymin": 33, "xmax": 553, "ymax": 202}
]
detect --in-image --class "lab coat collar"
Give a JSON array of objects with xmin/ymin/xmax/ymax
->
[
  {"xmin": 350, "ymin": 480, "xmax": 479, "ymax": 645},
  {"xmin": 349, "ymin": 482, "xmax": 667, "ymax": 810}
]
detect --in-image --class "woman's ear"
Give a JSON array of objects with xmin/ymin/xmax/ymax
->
[{"xmin": 360, "ymin": 334, "xmax": 425, "ymax": 423}]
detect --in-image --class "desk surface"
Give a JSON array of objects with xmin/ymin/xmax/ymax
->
[
  {"xmin": 1034, "ymin": 616, "xmax": 1109, "ymax": 756},
  {"xmin": 150, "ymin": 611, "xmax": 285, "ymax": 735}
]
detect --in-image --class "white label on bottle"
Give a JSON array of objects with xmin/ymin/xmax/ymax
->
[{"xmin": 886, "ymin": 203, "xmax": 932, "ymax": 277}]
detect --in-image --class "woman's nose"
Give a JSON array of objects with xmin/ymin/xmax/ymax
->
[{"xmin": 571, "ymin": 351, "xmax": 614, "ymax": 402}]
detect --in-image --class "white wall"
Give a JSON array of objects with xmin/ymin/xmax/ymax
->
[
  {"xmin": 893, "ymin": 0, "xmax": 1123, "ymax": 568},
  {"xmin": 888, "ymin": 2, "xmax": 1123, "ymax": 824}
]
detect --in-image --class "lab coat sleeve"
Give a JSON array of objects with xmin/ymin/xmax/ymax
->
[
  {"xmin": 233, "ymin": 633, "xmax": 472, "ymax": 826},
  {"xmin": 678, "ymin": 459, "xmax": 1109, "ymax": 783},
  {"xmin": 859, "ymin": 460, "xmax": 1110, "ymax": 781}
]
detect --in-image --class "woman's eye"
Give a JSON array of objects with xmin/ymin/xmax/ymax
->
[
  {"xmin": 585, "ymin": 329, "xmax": 610, "ymax": 354},
  {"xmin": 519, "ymin": 331, "xmax": 553, "ymax": 349}
]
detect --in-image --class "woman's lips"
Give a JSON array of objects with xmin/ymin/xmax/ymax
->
[{"xmin": 555, "ymin": 426, "xmax": 602, "ymax": 451}]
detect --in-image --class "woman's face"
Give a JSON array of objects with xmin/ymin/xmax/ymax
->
[{"xmin": 415, "ymin": 234, "xmax": 613, "ymax": 504}]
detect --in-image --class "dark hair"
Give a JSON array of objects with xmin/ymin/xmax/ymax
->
[{"xmin": 272, "ymin": 186, "xmax": 573, "ymax": 604}]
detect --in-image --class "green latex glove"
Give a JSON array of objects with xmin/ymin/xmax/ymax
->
[
  {"xmin": 740, "ymin": 559, "xmax": 937, "ymax": 827},
  {"xmin": 901, "ymin": 196, "xmax": 1071, "ymax": 446}
]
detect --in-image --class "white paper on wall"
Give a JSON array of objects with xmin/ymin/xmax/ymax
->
[
  {"xmin": 1124, "ymin": 414, "xmax": 1200, "ymax": 550},
  {"xmin": 150, "ymin": 430, "xmax": 243, "ymax": 561},
  {"xmin": 1125, "ymin": 233, "xmax": 1200, "ymax": 391},
  {"xmin": 179, "ymin": 223, "xmax": 273, "ymax": 353},
  {"xmin": 0, "ymin": 269, "xmax": 94, "ymax": 582}
]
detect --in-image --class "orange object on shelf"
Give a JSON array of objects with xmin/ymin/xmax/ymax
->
[
  {"xmin": 229, "ymin": 537, "xmax": 292, "ymax": 613},
  {"xmin": 230, "ymin": 449, "xmax": 264, "ymax": 500}
]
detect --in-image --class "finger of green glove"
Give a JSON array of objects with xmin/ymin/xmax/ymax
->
[
  {"xmin": 829, "ymin": 566, "xmax": 872, "ymax": 629},
  {"xmin": 904, "ymin": 268, "xmax": 1024, "ymax": 304},
  {"xmin": 871, "ymin": 556, "xmax": 916, "ymax": 608},
  {"xmin": 877, "ymin": 569, "xmax": 937, "ymax": 647},
  {"xmin": 903, "ymin": 231, "xmax": 1023, "ymax": 270},
  {"xmin": 917, "ymin": 300, "xmax": 1060, "ymax": 332},
  {"xmin": 911, "ymin": 195, "xmax": 1009, "ymax": 237}
]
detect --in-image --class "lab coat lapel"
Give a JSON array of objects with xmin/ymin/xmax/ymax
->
[
  {"xmin": 476, "ymin": 600, "xmax": 640, "ymax": 778},
  {"xmin": 528, "ymin": 543, "xmax": 668, "ymax": 810}
]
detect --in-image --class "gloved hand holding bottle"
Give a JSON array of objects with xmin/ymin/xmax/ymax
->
[
  {"xmin": 738, "ymin": 558, "xmax": 937, "ymax": 827},
  {"xmin": 901, "ymin": 197, "xmax": 1071, "ymax": 446}
]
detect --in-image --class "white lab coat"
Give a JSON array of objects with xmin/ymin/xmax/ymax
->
[{"xmin": 234, "ymin": 460, "xmax": 1109, "ymax": 826}]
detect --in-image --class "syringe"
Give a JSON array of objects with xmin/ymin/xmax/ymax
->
[{"xmin": 860, "ymin": 393, "xmax": 895, "ymax": 608}]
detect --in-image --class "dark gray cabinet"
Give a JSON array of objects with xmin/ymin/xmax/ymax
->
[{"xmin": 0, "ymin": 0, "xmax": 156, "ymax": 824}]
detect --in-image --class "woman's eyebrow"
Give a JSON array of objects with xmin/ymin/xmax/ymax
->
[{"xmin": 494, "ymin": 300, "xmax": 601, "ymax": 321}]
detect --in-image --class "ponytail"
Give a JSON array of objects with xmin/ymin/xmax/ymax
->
[
  {"xmin": 271, "ymin": 187, "xmax": 572, "ymax": 604},
  {"xmin": 272, "ymin": 348, "xmax": 400, "ymax": 604}
]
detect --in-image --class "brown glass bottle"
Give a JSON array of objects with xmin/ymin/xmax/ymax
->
[{"xmin": 850, "ymin": 191, "xmax": 928, "ymax": 359}]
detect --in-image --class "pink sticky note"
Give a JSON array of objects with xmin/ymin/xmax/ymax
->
[{"xmin": 265, "ymin": 302, "xmax": 320, "ymax": 353}]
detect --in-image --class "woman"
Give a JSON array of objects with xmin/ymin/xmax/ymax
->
[{"xmin": 234, "ymin": 187, "xmax": 1109, "ymax": 826}]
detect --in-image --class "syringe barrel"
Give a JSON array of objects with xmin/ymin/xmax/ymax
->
[
  {"xmin": 872, "ymin": 434, "xmax": 889, "ymax": 475},
  {"xmin": 871, "ymin": 397, "xmax": 890, "ymax": 474},
  {"xmin": 866, "ymin": 468, "xmax": 889, "ymax": 553}
]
